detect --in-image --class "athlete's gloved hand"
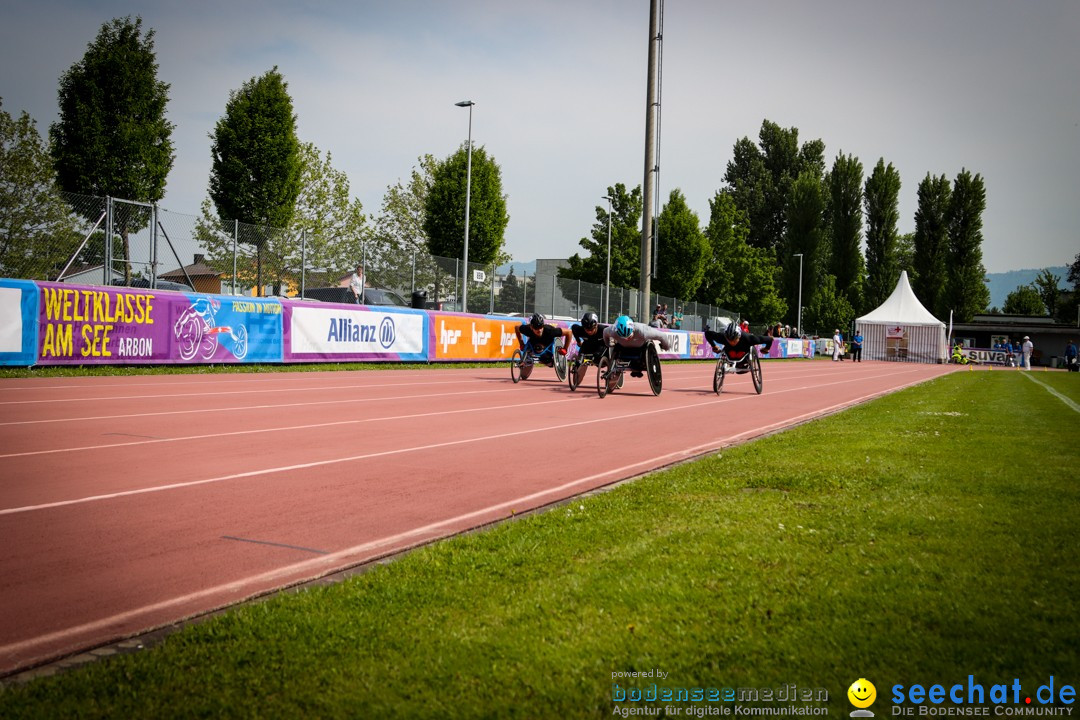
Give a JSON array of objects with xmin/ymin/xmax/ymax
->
[{"xmin": 558, "ymin": 347, "xmax": 567, "ymax": 355}]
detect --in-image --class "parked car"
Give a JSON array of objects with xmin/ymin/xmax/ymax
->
[{"xmin": 300, "ymin": 287, "xmax": 409, "ymax": 306}]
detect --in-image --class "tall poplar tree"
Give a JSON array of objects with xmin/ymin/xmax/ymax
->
[
  {"xmin": 209, "ymin": 67, "xmax": 302, "ymax": 295},
  {"xmin": 652, "ymin": 188, "xmax": 708, "ymax": 302},
  {"xmin": 945, "ymin": 169, "xmax": 990, "ymax": 321},
  {"xmin": 912, "ymin": 173, "xmax": 951, "ymax": 319},
  {"xmin": 826, "ymin": 152, "xmax": 864, "ymax": 312},
  {"xmin": 782, "ymin": 171, "xmax": 827, "ymax": 324},
  {"xmin": 50, "ymin": 16, "xmax": 174, "ymax": 282},
  {"xmin": 863, "ymin": 159, "xmax": 902, "ymax": 310}
]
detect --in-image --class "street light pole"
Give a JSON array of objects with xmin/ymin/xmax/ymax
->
[
  {"xmin": 794, "ymin": 253, "xmax": 804, "ymax": 337},
  {"xmin": 602, "ymin": 195, "xmax": 612, "ymax": 322},
  {"xmin": 456, "ymin": 100, "xmax": 475, "ymax": 312}
]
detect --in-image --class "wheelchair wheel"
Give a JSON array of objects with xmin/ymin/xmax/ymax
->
[
  {"xmin": 569, "ymin": 359, "xmax": 588, "ymax": 391},
  {"xmin": 510, "ymin": 349, "xmax": 524, "ymax": 383},
  {"xmin": 751, "ymin": 349, "xmax": 763, "ymax": 394},
  {"xmin": 596, "ymin": 356, "xmax": 612, "ymax": 398},
  {"xmin": 646, "ymin": 342, "xmax": 663, "ymax": 396},
  {"xmin": 554, "ymin": 350, "xmax": 568, "ymax": 381},
  {"xmin": 713, "ymin": 356, "xmax": 726, "ymax": 394}
]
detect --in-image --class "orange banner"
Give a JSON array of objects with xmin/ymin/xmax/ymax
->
[{"xmin": 432, "ymin": 315, "xmax": 524, "ymax": 360}]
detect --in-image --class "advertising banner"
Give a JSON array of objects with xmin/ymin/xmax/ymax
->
[
  {"xmin": 957, "ymin": 347, "xmax": 1009, "ymax": 365},
  {"xmin": 36, "ymin": 282, "xmax": 283, "ymax": 365},
  {"xmin": 762, "ymin": 338, "xmax": 815, "ymax": 359},
  {"xmin": 431, "ymin": 314, "xmax": 521, "ymax": 361},
  {"xmin": 285, "ymin": 302, "xmax": 428, "ymax": 362},
  {"xmin": 0, "ymin": 279, "xmax": 38, "ymax": 366}
]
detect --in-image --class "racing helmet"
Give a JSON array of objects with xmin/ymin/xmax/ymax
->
[
  {"xmin": 614, "ymin": 315, "xmax": 634, "ymax": 338},
  {"xmin": 724, "ymin": 321, "xmax": 741, "ymax": 342},
  {"xmin": 580, "ymin": 311, "xmax": 599, "ymax": 331},
  {"xmin": 529, "ymin": 312, "xmax": 546, "ymax": 329}
]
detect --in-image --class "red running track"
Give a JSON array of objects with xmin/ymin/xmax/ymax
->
[{"xmin": 0, "ymin": 359, "xmax": 956, "ymax": 674}]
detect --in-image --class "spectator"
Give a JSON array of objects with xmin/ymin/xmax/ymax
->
[
  {"xmin": 349, "ymin": 263, "xmax": 365, "ymax": 304},
  {"xmin": 1065, "ymin": 339, "xmax": 1078, "ymax": 372},
  {"xmin": 832, "ymin": 329, "xmax": 845, "ymax": 362},
  {"xmin": 650, "ymin": 304, "xmax": 668, "ymax": 328},
  {"xmin": 851, "ymin": 330, "xmax": 863, "ymax": 362},
  {"xmin": 1021, "ymin": 335, "xmax": 1034, "ymax": 370},
  {"xmin": 672, "ymin": 307, "xmax": 683, "ymax": 330},
  {"xmin": 1004, "ymin": 338, "xmax": 1015, "ymax": 367}
]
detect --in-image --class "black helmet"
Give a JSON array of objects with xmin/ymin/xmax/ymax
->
[
  {"xmin": 529, "ymin": 312, "xmax": 546, "ymax": 329},
  {"xmin": 724, "ymin": 321, "xmax": 741, "ymax": 342},
  {"xmin": 580, "ymin": 311, "xmax": 599, "ymax": 330}
]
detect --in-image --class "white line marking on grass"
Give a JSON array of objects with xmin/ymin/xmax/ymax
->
[
  {"xmin": 1021, "ymin": 372, "xmax": 1080, "ymax": 413},
  {"xmin": 0, "ymin": 366, "xmax": 939, "ymax": 515}
]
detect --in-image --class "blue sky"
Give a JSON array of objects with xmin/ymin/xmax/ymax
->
[{"xmin": 2, "ymin": 0, "xmax": 1077, "ymax": 273}]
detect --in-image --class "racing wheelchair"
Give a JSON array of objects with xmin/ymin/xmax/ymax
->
[
  {"xmin": 568, "ymin": 348, "xmax": 623, "ymax": 392},
  {"xmin": 596, "ymin": 341, "xmax": 662, "ymax": 398},
  {"xmin": 510, "ymin": 338, "xmax": 567, "ymax": 383},
  {"xmin": 713, "ymin": 345, "xmax": 763, "ymax": 395}
]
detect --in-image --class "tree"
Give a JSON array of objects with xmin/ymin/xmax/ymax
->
[
  {"xmin": 700, "ymin": 190, "xmax": 787, "ymax": 324},
  {"xmin": 0, "ymin": 100, "xmax": 80, "ymax": 280},
  {"xmin": 722, "ymin": 119, "xmax": 825, "ymax": 255},
  {"xmin": 1003, "ymin": 285, "xmax": 1045, "ymax": 315},
  {"xmin": 561, "ymin": 183, "xmax": 642, "ymax": 289},
  {"xmin": 50, "ymin": 16, "xmax": 174, "ymax": 283},
  {"xmin": 495, "ymin": 267, "xmax": 529, "ymax": 314},
  {"xmin": 802, "ymin": 274, "xmax": 854, "ymax": 338},
  {"xmin": 826, "ymin": 152, "xmax": 865, "ymax": 312},
  {"xmin": 651, "ymin": 189, "xmax": 708, "ymax": 302},
  {"xmin": 209, "ymin": 67, "xmax": 302, "ymax": 295},
  {"xmin": 424, "ymin": 143, "xmax": 508, "ymax": 266},
  {"xmin": 782, "ymin": 171, "xmax": 827, "ymax": 325},
  {"xmin": 895, "ymin": 233, "xmax": 916, "ymax": 281},
  {"xmin": 912, "ymin": 173, "xmax": 951, "ymax": 318},
  {"xmin": 372, "ymin": 154, "xmax": 436, "ymax": 294},
  {"xmin": 1032, "ymin": 268, "xmax": 1062, "ymax": 318},
  {"xmin": 945, "ymin": 169, "xmax": 990, "ymax": 322},
  {"xmin": 863, "ymin": 159, "xmax": 902, "ymax": 310}
]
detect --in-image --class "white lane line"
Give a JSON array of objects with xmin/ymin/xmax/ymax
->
[
  {"xmin": 0, "ymin": 396, "xmax": 580, "ymax": 459},
  {"xmin": 0, "ymin": 387, "xmax": 518, "ymax": 427},
  {"xmin": 0, "ymin": 366, "xmax": 937, "ymax": 516},
  {"xmin": 0, "ymin": 369, "xmax": 944, "ymax": 663},
  {"xmin": 1021, "ymin": 372, "xmax": 1080, "ymax": 413}
]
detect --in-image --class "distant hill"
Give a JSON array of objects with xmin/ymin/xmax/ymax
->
[{"xmin": 985, "ymin": 266, "xmax": 1069, "ymax": 309}]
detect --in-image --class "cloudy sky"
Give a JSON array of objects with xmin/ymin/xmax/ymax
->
[{"xmin": 2, "ymin": 0, "xmax": 1077, "ymax": 273}]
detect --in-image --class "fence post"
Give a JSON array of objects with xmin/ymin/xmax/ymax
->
[
  {"xmin": 151, "ymin": 204, "xmax": 159, "ymax": 288},
  {"xmin": 232, "ymin": 219, "xmax": 238, "ymax": 295},
  {"xmin": 300, "ymin": 230, "xmax": 307, "ymax": 299},
  {"xmin": 411, "ymin": 252, "xmax": 416, "ymax": 294},
  {"xmin": 551, "ymin": 274, "xmax": 555, "ymax": 317},
  {"xmin": 490, "ymin": 262, "xmax": 495, "ymax": 315},
  {"xmin": 576, "ymin": 280, "xmax": 580, "ymax": 315},
  {"xmin": 104, "ymin": 196, "xmax": 113, "ymax": 284},
  {"xmin": 524, "ymin": 273, "xmax": 528, "ymax": 316},
  {"xmin": 454, "ymin": 259, "xmax": 459, "ymax": 311}
]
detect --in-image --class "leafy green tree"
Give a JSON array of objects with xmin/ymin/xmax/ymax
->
[
  {"xmin": 826, "ymin": 152, "xmax": 865, "ymax": 312},
  {"xmin": 495, "ymin": 267, "xmax": 529, "ymax": 314},
  {"xmin": 802, "ymin": 274, "xmax": 854, "ymax": 338},
  {"xmin": 700, "ymin": 190, "xmax": 786, "ymax": 324},
  {"xmin": 1, "ymin": 100, "xmax": 81, "ymax": 280},
  {"xmin": 372, "ymin": 154, "xmax": 435, "ymax": 293},
  {"xmin": 945, "ymin": 169, "xmax": 990, "ymax": 322},
  {"xmin": 723, "ymin": 119, "xmax": 824, "ymax": 255},
  {"xmin": 209, "ymin": 67, "xmax": 302, "ymax": 294},
  {"xmin": 49, "ymin": 16, "xmax": 174, "ymax": 283},
  {"xmin": 561, "ymin": 183, "xmax": 642, "ymax": 289},
  {"xmin": 896, "ymin": 232, "xmax": 916, "ymax": 283},
  {"xmin": 652, "ymin": 189, "xmax": 708, "ymax": 301},
  {"xmin": 912, "ymin": 173, "xmax": 951, "ymax": 318},
  {"xmin": 1003, "ymin": 285, "xmax": 1045, "ymax": 315},
  {"xmin": 424, "ymin": 143, "xmax": 508, "ymax": 266},
  {"xmin": 1060, "ymin": 252, "xmax": 1080, "ymax": 325},
  {"xmin": 863, "ymin": 159, "xmax": 902, "ymax": 310},
  {"xmin": 1032, "ymin": 268, "xmax": 1062, "ymax": 318},
  {"xmin": 782, "ymin": 171, "xmax": 827, "ymax": 325}
]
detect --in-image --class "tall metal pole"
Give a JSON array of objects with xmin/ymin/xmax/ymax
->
[
  {"xmin": 603, "ymin": 195, "xmax": 612, "ymax": 322},
  {"xmin": 456, "ymin": 100, "xmax": 475, "ymax": 313},
  {"xmin": 639, "ymin": 0, "xmax": 661, "ymax": 312},
  {"xmin": 795, "ymin": 253, "xmax": 804, "ymax": 337}
]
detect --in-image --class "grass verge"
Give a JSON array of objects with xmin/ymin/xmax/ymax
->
[{"xmin": 1, "ymin": 370, "xmax": 1078, "ymax": 718}]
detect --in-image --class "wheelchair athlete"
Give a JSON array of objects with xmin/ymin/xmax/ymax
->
[
  {"xmin": 602, "ymin": 315, "xmax": 673, "ymax": 376},
  {"xmin": 514, "ymin": 312, "xmax": 572, "ymax": 366},
  {"xmin": 570, "ymin": 311, "xmax": 608, "ymax": 361},
  {"xmin": 705, "ymin": 321, "xmax": 775, "ymax": 362}
]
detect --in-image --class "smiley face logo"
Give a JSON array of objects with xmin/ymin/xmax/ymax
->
[{"xmin": 848, "ymin": 678, "xmax": 877, "ymax": 709}]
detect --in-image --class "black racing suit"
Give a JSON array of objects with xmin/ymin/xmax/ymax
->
[
  {"xmin": 704, "ymin": 329, "xmax": 775, "ymax": 360},
  {"xmin": 515, "ymin": 323, "xmax": 565, "ymax": 365},
  {"xmin": 570, "ymin": 323, "xmax": 608, "ymax": 361}
]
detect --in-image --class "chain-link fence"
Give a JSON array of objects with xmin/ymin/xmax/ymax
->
[{"xmin": 4, "ymin": 192, "xmax": 735, "ymax": 330}]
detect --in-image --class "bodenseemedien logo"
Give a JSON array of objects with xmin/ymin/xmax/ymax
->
[{"xmin": 849, "ymin": 678, "xmax": 877, "ymax": 718}]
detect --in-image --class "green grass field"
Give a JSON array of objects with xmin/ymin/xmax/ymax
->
[{"xmin": 1, "ymin": 368, "xmax": 1078, "ymax": 719}]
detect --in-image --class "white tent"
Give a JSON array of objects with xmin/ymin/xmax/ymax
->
[{"xmin": 856, "ymin": 271, "xmax": 947, "ymax": 363}]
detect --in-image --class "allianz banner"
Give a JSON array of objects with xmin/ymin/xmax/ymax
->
[
  {"xmin": 285, "ymin": 302, "xmax": 428, "ymax": 362},
  {"xmin": 35, "ymin": 282, "xmax": 283, "ymax": 365}
]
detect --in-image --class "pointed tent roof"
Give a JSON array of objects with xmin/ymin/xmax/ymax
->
[{"xmin": 857, "ymin": 271, "xmax": 944, "ymax": 327}]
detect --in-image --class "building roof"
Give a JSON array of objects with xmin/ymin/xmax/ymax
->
[
  {"xmin": 160, "ymin": 254, "xmax": 221, "ymax": 280},
  {"xmin": 857, "ymin": 270, "xmax": 944, "ymax": 327}
]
